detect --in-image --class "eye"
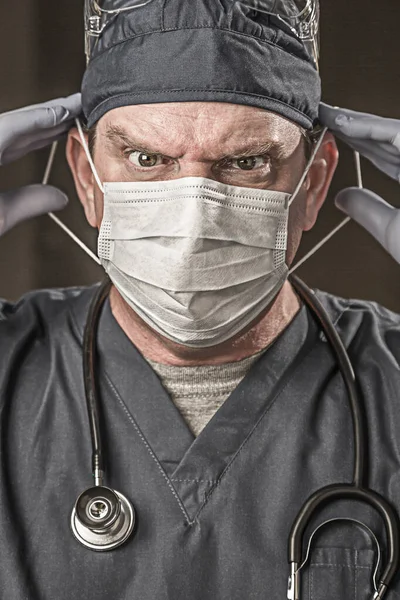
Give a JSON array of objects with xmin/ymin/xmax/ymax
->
[
  {"xmin": 127, "ymin": 151, "xmax": 163, "ymax": 168},
  {"xmin": 232, "ymin": 156, "xmax": 266, "ymax": 171}
]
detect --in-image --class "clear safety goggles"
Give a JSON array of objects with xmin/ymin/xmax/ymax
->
[
  {"xmin": 84, "ymin": 0, "xmax": 320, "ymax": 66},
  {"xmin": 84, "ymin": 0, "xmax": 155, "ymax": 63},
  {"xmin": 238, "ymin": 0, "xmax": 320, "ymax": 66}
]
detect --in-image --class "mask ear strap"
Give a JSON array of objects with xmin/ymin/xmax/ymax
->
[
  {"xmin": 289, "ymin": 150, "xmax": 364, "ymax": 275},
  {"xmin": 289, "ymin": 126, "xmax": 328, "ymax": 207},
  {"xmin": 75, "ymin": 118, "xmax": 105, "ymax": 194},
  {"xmin": 43, "ymin": 141, "xmax": 101, "ymax": 265}
]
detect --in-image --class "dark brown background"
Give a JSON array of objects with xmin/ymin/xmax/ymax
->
[{"xmin": 1, "ymin": 0, "xmax": 399, "ymax": 308}]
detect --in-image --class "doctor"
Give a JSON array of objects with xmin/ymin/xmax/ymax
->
[{"xmin": 1, "ymin": 1, "xmax": 400, "ymax": 599}]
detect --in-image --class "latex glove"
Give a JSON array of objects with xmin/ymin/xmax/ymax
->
[
  {"xmin": 0, "ymin": 93, "xmax": 81, "ymax": 236},
  {"xmin": 319, "ymin": 103, "xmax": 400, "ymax": 263},
  {"xmin": 319, "ymin": 102, "xmax": 400, "ymax": 182},
  {"xmin": 335, "ymin": 187, "xmax": 400, "ymax": 263}
]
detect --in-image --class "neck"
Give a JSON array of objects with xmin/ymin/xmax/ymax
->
[{"xmin": 109, "ymin": 280, "xmax": 301, "ymax": 366}]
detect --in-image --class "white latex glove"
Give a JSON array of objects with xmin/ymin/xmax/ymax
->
[
  {"xmin": 0, "ymin": 93, "xmax": 81, "ymax": 236},
  {"xmin": 319, "ymin": 103, "xmax": 400, "ymax": 264}
]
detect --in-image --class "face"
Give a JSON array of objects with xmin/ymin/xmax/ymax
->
[{"xmin": 67, "ymin": 101, "xmax": 338, "ymax": 267}]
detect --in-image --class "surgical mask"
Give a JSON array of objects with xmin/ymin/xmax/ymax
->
[{"xmin": 76, "ymin": 121, "xmax": 326, "ymax": 348}]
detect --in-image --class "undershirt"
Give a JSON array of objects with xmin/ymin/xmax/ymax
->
[{"xmin": 146, "ymin": 348, "xmax": 267, "ymax": 436}]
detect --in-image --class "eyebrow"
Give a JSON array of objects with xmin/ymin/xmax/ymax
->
[
  {"xmin": 104, "ymin": 124, "xmax": 286, "ymax": 161},
  {"xmin": 105, "ymin": 125, "xmax": 167, "ymax": 156},
  {"xmin": 218, "ymin": 141, "xmax": 285, "ymax": 161}
]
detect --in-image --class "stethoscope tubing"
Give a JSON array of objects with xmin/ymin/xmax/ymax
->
[
  {"xmin": 290, "ymin": 275, "xmax": 400, "ymax": 594},
  {"xmin": 79, "ymin": 276, "xmax": 400, "ymax": 595},
  {"xmin": 288, "ymin": 483, "xmax": 400, "ymax": 586},
  {"xmin": 82, "ymin": 278, "xmax": 112, "ymax": 484},
  {"xmin": 290, "ymin": 275, "xmax": 366, "ymax": 487}
]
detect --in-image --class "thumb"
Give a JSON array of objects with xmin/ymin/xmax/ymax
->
[
  {"xmin": 335, "ymin": 187, "xmax": 400, "ymax": 263},
  {"xmin": 0, "ymin": 184, "xmax": 68, "ymax": 236},
  {"xmin": 319, "ymin": 102, "xmax": 342, "ymax": 132}
]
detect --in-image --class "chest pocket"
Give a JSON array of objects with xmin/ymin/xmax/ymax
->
[{"xmin": 302, "ymin": 547, "xmax": 376, "ymax": 600}]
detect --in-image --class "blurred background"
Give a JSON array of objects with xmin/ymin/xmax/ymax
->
[{"xmin": 0, "ymin": 0, "xmax": 399, "ymax": 308}]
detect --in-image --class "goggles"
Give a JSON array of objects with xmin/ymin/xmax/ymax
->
[
  {"xmin": 239, "ymin": 0, "xmax": 320, "ymax": 66},
  {"xmin": 84, "ymin": 0, "xmax": 320, "ymax": 66},
  {"xmin": 84, "ymin": 0, "xmax": 155, "ymax": 63}
]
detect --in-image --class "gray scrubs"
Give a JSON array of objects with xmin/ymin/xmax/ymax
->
[{"xmin": 1, "ymin": 284, "xmax": 400, "ymax": 599}]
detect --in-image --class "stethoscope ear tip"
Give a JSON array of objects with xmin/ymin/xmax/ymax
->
[
  {"xmin": 373, "ymin": 584, "xmax": 388, "ymax": 599},
  {"xmin": 71, "ymin": 486, "xmax": 135, "ymax": 551}
]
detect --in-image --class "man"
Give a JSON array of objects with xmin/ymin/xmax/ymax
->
[{"xmin": 1, "ymin": 1, "xmax": 400, "ymax": 599}]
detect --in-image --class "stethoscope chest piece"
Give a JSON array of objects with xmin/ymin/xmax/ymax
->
[{"xmin": 71, "ymin": 486, "xmax": 135, "ymax": 551}]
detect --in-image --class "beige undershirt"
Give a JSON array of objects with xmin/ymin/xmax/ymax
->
[{"xmin": 146, "ymin": 348, "xmax": 267, "ymax": 437}]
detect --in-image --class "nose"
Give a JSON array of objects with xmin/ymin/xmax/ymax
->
[{"xmin": 175, "ymin": 160, "xmax": 216, "ymax": 180}]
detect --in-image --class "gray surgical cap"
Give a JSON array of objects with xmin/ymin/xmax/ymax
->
[{"xmin": 82, "ymin": 0, "xmax": 321, "ymax": 129}]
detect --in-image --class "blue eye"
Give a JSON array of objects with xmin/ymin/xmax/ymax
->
[{"xmin": 128, "ymin": 151, "xmax": 162, "ymax": 168}]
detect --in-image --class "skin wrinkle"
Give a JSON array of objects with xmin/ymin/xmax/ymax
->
[
  {"xmin": 104, "ymin": 123, "xmax": 287, "ymax": 165},
  {"xmin": 67, "ymin": 101, "xmax": 338, "ymax": 366}
]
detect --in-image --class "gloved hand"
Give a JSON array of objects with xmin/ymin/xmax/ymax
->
[
  {"xmin": 319, "ymin": 103, "xmax": 400, "ymax": 264},
  {"xmin": 0, "ymin": 93, "xmax": 81, "ymax": 236},
  {"xmin": 334, "ymin": 187, "xmax": 400, "ymax": 263},
  {"xmin": 319, "ymin": 103, "xmax": 400, "ymax": 181}
]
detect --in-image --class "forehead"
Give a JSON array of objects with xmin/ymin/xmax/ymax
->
[{"xmin": 97, "ymin": 102, "xmax": 302, "ymax": 156}]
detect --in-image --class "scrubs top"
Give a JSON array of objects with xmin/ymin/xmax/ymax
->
[{"xmin": 1, "ymin": 283, "xmax": 400, "ymax": 600}]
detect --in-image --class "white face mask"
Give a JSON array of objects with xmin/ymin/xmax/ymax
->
[{"xmin": 77, "ymin": 121, "xmax": 325, "ymax": 348}]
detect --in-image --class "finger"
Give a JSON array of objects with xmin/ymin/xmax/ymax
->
[
  {"xmin": 345, "ymin": 140, "xmax": 400, "ymax": 181},
  {"xmin": 319, "ymin": 103, "xmax": 344, "ymax": 130},
  {"xmin": 348, "ymin": 138, "xmax": 400, "ymax": 159},
  {"xmin": 320, "ymin": 102, "xmax": 388, "ymax": 123},
  {"xmin": 1, "ymin": 124, "xmax": 71, "ymax": 165},
  {"xmin": 342, "ymin": 138, "xmax": 400, "ymax": 164},
  {"xmin": 45, "ymin": 93, "xmax": 82, "ymax": 119},
  {"xmin": 0, "ymin": 184, "xmax": 68, "ymax": 236},
  {"xmin": 3, "ymin": 92, "xmax": 82, "ymax": 116},
  {"xmin": 319, "ymin": 103, "xmax": 400, "ymax": 150},
  {"xmin": 0, "ymin": 106, "xmax": 65, "ymax": 139},
  {"xmin": 357, "ymin": 154, "xmax": 400, "ymax": 183},
  {"xmin": 336, "ymin": 118, "xmax": 400, "ymax": 148},
  {"xmin": 1, "ymin": 126, "xmax": 71, "ymax": 166},
  {"xmin": 0, "ymin": 108, "xmax": 65, "ymax": 164},
  {"xmin": 350, "ymin": 139, "xmax": 400, "ymax": 168},
  {"xmin": 384, "ymin": 206, "xmax": 400, "ymax": 263},
  {"xmin": 334, "ymin": 187, "xmax": 400, "ymax": 260},
  {"xmin": 320, "ymin": 102, "xmax": 400, "ymax": 130},
  {"xmin": 328, "ymin": 135, "xmax": 400, "ymax": 181},
  {"xmin": 1, "ymin": 93, "xmax": 82, "ymax": 123},
  {"xmin": 0, "ymin": 94, "xmax": 82, "ymax": 162},
  {"xmin": 38, "ymin": 93, "xmax": 82, "ymax": 126}
]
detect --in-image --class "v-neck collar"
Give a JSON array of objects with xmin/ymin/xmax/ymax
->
[{"xmin": 71, "ymin": 285, "xmax": 316, "ymax": 520}]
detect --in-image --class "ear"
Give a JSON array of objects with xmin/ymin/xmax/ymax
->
[
  {"xmin": 303, "ymin": 132, "xmax": 339, "ymax": 231},
  {"xmin": 66, "ymin": 127, "xmax": 98, "ymax": 227}
]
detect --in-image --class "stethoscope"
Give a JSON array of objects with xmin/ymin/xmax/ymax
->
[{"xmin": 70, "ymin": 275, "xmax": 400, "ymax": 599}]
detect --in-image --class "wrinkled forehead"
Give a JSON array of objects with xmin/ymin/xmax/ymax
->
[{"xmin": 95, "ymin": 102, "xmax": 304, "ymax": 157}]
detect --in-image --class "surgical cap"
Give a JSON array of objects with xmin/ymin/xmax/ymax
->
[{"xmin": 82, "ymin": 0, "xmax": 321, "ymax": 129}]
